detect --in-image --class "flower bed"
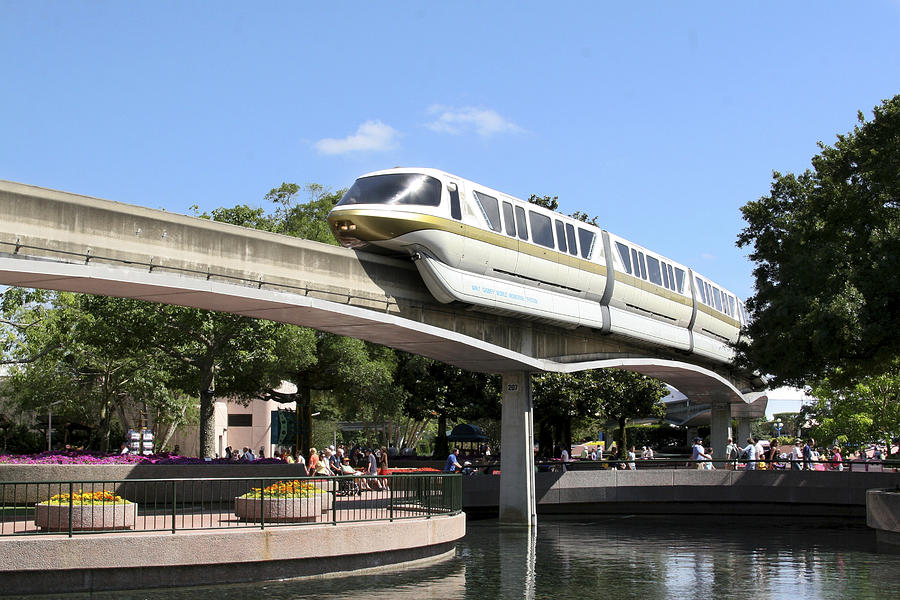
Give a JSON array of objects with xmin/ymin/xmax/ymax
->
[
  {"xmin": 35, "ymin": 490, "xmax": 137, "ymax": 531},
  {"xmin": 0, "ymin": 450, "xmax": 286, "ymax": 465},
  {"xmin": 234, "ymin": 479, "xmax": 328, "ymax": 523}
]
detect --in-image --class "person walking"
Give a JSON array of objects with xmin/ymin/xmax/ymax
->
[
  {"xmin": 692, "ymin": 437, "xmax": 711, "ymax": 469},
  {"xmin": 742, "ymin": 438, "xmax": 757, "ymax": 470},
  {"xmin": 724, "ymin": 438, "xmax": 740, "ymax": 470}
]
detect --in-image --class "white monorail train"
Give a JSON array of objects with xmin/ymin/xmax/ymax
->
[{"xmin": 327, "ymin": 168, "xmax": 748, "ymax": 364}]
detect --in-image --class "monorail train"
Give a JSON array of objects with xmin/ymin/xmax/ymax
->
[{"xmin": 327, "ymin": 168, "xmax": 748, "ymax": 364}]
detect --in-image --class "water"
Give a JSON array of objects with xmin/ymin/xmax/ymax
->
[{"xmin": 20, "ymin": 516, "xmax": 900, "ymax": 599}]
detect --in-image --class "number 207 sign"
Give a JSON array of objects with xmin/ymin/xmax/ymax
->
[{"xmin": 506, "ymin": 384, "xmax": 519, "ymax": 392}]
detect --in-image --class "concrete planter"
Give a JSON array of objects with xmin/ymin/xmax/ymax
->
[
  {"xmin": 234, "ymin": 494, "xmax": 329, "ymax": 522},
  {"xmin": 35, "ymin": 502, "xmax": 137, "ymax": 531}
]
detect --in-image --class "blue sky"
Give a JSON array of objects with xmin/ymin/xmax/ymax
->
[{"xmin": 2, "ymin": 1, "xmax": 899, "ymax": 301}]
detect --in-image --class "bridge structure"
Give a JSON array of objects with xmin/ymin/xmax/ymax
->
[{"xmin": 0, "ymin": 180, "xmax": 765, "ymax": 525}]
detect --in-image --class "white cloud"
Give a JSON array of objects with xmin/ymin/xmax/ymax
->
[
  {"xmin": 701, "ymin": 253, "xmax": 716, "ymax": 261},
  {"xmin": 426, "ymin": 105, "xmax": 523, "ymax": 138},
  {"xmin": 314, "ymin": 120, "xmax": 400, "ymax": 155}
]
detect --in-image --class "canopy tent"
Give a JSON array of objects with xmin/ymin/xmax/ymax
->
[{"xmin": 447, "ymin": 424, "xmax": 488, "ymax": 443}]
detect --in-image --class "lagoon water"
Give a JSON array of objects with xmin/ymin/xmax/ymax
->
[{"xmin": 22, "ymin": 516, "xmax": 900, "ymax": 599}]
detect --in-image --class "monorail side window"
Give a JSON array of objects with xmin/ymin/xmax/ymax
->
[
  {"xmin": 555, "ymin": 220, "xmax": 568, "ymax": 253},
  {"xmin": 728, "ymin": 295, "xmax": 736, "ymax": 318},
  {"xmin": 579, "ymin": 228, "xmax": 596, "ymax": 260},
  {"xmin": 337, "ymin": 173, "xmax": 443, "ymax": 207},
  {"xmin": 616, "ymin": 242, "xmax": 631, "ymax": 273},
  {"xmin": 631, "ymin": 249, "xmax": 640, "ymax": 278},
  {"xmin": 565, "ymin": 223, "xmax": 577, "ymax": 256},
  {"xmin": 712, "ymin": 287, "xmax": 723, "ymax": 311},
  {"xmin": 661, "ymin": 261, "xmax": 671, "ymax": 289},
  {"xmin": 515, "ymin": 206, "xmax": 529, "ymax": 240},
  {"xmin": 637, "ymin": 251, "xmax": 647, "ymax": 280},
  {"xmin": 502, "ymin": 201, "xmax": 516, "ymax": 237},
  {"xmin": 449, "ymin": 183, "xmax": 462, "ymax": 220},
  {"xmin": 473, "ymin": 191, "xmax": 502, "ymax": 232},
  {"xmin": 646, "ymin": 255, "xmax": 662, "ymax": 286},
  {"xmin": 529, "ymin": 211, "xmax": 554, "ymax": 248},
  {"xmin": 696, "ymin": 276, "xmax": 707, "ymax": 304},
  {"xmin": 674, "ymin": 268, "xmax": 685, "ymax": 293},
  {"xmin": 667, "ymin": 264, "xmax": 677, "ymax": 291}
]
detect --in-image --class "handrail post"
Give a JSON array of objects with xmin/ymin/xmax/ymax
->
[
  {"xmin": 389, "ymin": 475, "xmax": 394, "ymax": 522},
  {"xmin": 331, "ymin": 477, "xmax": 337, "ymax": 526},
  {"xmin": 171, "ymin": 480, "xmax": 177, "ymax": 534},
  {"xmin": 67, "ymin": 482, "xmax": 74, "ymax": 538},
  {"xmin": 259, "ymin": 479, "xmax": 265, "ymax": 530}
]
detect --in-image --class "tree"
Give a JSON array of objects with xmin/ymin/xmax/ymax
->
[
  {"xmin": 1, "ymin": 290, "xmax": 191, "ymax": 451},
  {"xmin": 807, "ymin": 370, "xmax": 900, "ymax": 451},
  {"xmin": 396, "ymin": 353, "xmax": 501, "ymax": 458},
  {"xmin": 736, "ymin": 95, "xmax": 900, "ymax": 386},
  {"xmin": 80, "ymin": 295, "xmax": 311, "ymax": 457},
  {"xmin": 532, "ymin": 371, "xmax": 605, "ymax": 457},
  {"xmin": 268, "ymin": 182, "xmax": 345, "ymax": 244},
  {"xmin": 594, "ymin": 370, "xmax": 668, "ymax": 458}
]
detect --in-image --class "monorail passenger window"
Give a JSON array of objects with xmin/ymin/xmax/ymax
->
[
  {"xmin": 674, "ymin": 268, "xmax": 685, "ymax": 293},
  {"xmin": 616, "ymin": 242, "xmax": 631, "ymax": 274},
  {"xmin": 449, "ymin": 183, "xmax": 462, "ymax": 220},
  {"xmin": 565, "ymin": 224, "xmax": 577, "ymax": 256},
  {"xmin": 515, "ymin": 206, "xmax": 528, "ymax": 240},
  {"xmin": 579, "ymin": 228, "xmax": 596, "ymax": 260},
  {"xmin": 473, "ymin": 191, "xmax": 502, "ymax": 232},
  {"xmin": 502, "ymin": 201, "xmax": 516, "ymax": 237},
  {"xmin": 728, "ymin": 296, "xmax": 736, "ymax": 318},
  {"xmin": 555, "ymin": 220, "xmax": 568, "ymax": 253},
  {"xmin": 696, "ymin": 277, "xmax": 707, "ymax": 304},
  {"xmin": 631, "ymin": 249, "xmax": 641, "ymax": 279},
  {"xmin": 667, "ymin": 264, "xmax": 676, "ymax": 291},
  {"xmin": 712, "ymin": 287, "xmax": 723, "ymax": 311},
  {"xmin": 529, "ymin": 211, "xmax": 554, "ymax": 248},
  {"xmin": 646, "ymin": 256, "xmax": 662, "ymax": 286},
  {"xmin": 661, "ymin": 261, "xmax": 671, "ymax": 289},
  {"xmin": 637, "ymin": 251, "xmax": 647, "ymax": 280}
]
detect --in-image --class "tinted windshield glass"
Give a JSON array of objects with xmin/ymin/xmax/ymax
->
[{"xmin": 336, "ymin": 174, "xmax": 442, "ymax": 207}]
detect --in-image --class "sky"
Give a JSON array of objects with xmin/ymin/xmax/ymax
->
[{"xmin": 2, "ymin": 1, "xmax": 899, "ymax": 302}]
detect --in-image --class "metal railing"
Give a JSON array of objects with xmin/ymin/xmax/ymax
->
[
  {"xmin": 0, "ymin": 473, "xmax": 462, "ymax": 538},
  {"xmin": 530, "ymin": 457, "xmax": 900, "ymax": 472}
]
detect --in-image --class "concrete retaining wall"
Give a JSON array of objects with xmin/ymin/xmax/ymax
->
[
  {"xmin": 0, "ymin": 512, "xmax": 465, "ymax": 594},
  {"xmin": 463, "ymin": 469, "xmax": 900, "ymax": 517},
  {"xmin": 867, "ymin": 488, "xmax": 900, "ymax": 548}
]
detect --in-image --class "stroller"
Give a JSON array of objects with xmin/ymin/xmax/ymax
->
[{"xmin": 335, "ymin": 461, "xmax": 362, "ymax": 496}]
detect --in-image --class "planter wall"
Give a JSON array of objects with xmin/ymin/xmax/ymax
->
[
  {"xmin": 34, "ymin": 502, "xmax": 137, "ymax": 531},
  {"xmin": 234, "ymin": 495, "xmax": 329, "ymax": 522}
]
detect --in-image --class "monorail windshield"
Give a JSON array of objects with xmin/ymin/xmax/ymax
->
[{"xmin": 336, "ymin": 174, "xmax": 442, "ymax": 207}]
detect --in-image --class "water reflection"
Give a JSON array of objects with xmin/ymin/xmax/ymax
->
[{"xmin": 12, "ymin": 516, "xmax": 900, "ymax": 599}]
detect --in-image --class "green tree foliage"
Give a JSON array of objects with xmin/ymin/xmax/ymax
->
[
  {"xmin": 267, "ymin": 182, "xmax": 345, "ymax": 244},
  {"xmin": 594, "ymin": 370, "xmax": 668, "ymax": 458},
  {"xmin": 79, "ymin": 295, "xmax": 313, "ymax": 457},
  {"xmin": 532, "ymin": 371, "xmax": 605, "ymax": 457},
  {"xmin": 1, "ymin": 290, "xmax": 189, "ymax": 451},
  {"xmin": 737, "ymin": 96, "xmax": 900, "ymax": 386},
  {"xmin": 807, "ymin": 371, "xmax": 900, "ymax": 450},
  {"xmin": 396, "ymin": 353, "xmax": 501, "ymax": 458}
]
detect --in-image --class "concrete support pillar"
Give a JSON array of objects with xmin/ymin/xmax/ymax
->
[
  {"xmin": 736, "ymin": 417, "xmax": 752, "ymax": 445},
  {"xmin": 710, "ymin": 401, "xmax": 732, "ymax": 466},
  {"xmin": 499, "ymin": 372, "xmax": 536, "ymax": 526}
]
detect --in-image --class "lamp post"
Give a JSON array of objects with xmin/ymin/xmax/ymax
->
[{"xmin": 46, "ymin": 400, "xmax": 64, "ymax": 451}]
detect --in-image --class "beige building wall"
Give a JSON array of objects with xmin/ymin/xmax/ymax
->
[{"xmin": 170, "ymin": 397, "xmax": 296, "ymax": 458}]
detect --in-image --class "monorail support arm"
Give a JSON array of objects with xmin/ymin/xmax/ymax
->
[{"xmin": 499, "ymin": 371, "xmax": 537, "ymax": 526}]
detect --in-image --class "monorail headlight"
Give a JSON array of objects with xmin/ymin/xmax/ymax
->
[{"xmin": 335, "ymin": 220, "xmax": 357, "ymax": 232}]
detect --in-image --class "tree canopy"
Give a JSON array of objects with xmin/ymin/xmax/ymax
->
[{"xmin": 736, "ymin": 95, "xmax": 900, "ymax": 386}]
